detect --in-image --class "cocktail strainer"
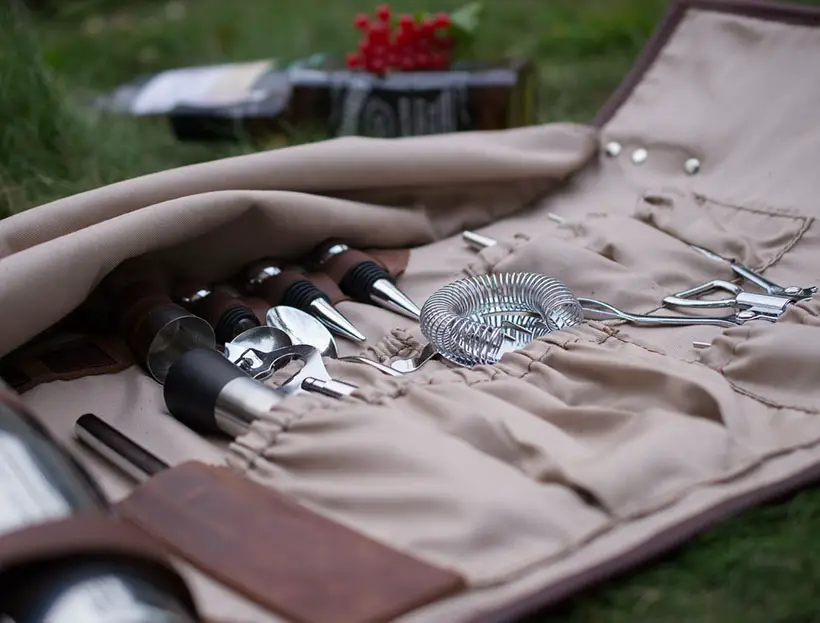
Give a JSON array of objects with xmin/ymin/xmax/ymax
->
[{"xmin": 419, "ymin": 272, "xmax": 584, "ymax": 367}]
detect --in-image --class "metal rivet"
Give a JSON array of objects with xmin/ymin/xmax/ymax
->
[
  {"xmin": 784, "ymin": 286, "xmax": 801, "ymax": 295},
  {"xmin": 604, "ymin": 141, "xmax": 622, "ymax": 157},
  {"xmin": 631, "ymin": 148, "xmax": 648, "ymax": 164},
  {"xmin": 684, "ymin": 157, "xmax": 701, "ymax": 175}
]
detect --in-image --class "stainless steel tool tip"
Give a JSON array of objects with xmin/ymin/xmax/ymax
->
[
  {"xmin": 370, "ymin": 279, "xmax": 421, "ymax": 320},
  {"xmin": 462, "ymin": 231, "xmax": 497, "ymax": 250},
  {"xmin": 309, "ymin": 298, "xmax": 367, "ymax": 342}
]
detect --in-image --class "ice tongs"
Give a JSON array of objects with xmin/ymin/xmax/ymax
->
[{"xmin": 661, "ymin": 245, "xmax": 817, "ymax": 323}]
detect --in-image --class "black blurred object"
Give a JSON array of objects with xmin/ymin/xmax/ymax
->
[
  {"xmin": 0, "ymin": 380, "xmax": 199, "ymax": 623},
  {"xmin": 101, "ymin": 257, "xmax": 216, "ymax": 383}
]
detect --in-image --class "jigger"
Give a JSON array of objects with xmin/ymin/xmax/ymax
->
[{"xmin": 102, "ymin": 257, "xmax": 216, "ymax": 383}]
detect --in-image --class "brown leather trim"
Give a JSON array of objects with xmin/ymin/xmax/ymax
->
[
  {"xmin": 118, "ymin": 461, "xmax": 466, "ymax": 623},
  {"xmin": 241, "ymin": 294, "xmax": 273, "ymax": 324},
  {"xmin": 366, "ymin": 247, "xmax": 412, "ymax": 280},
  {"xmin": 593, "ymin": 0, "xmax": 820, "ymax": 127},
  {"xmin": 183, "ymin": 285, "xmax": 250, "ymax": 332},
  {"xmin": 321, "ymin": 247, "xmax": 374, "ymax": 284},
  {"xmin": 0, "ymin": 512, "xmax": 198, "ymax": 617},
  {"xmin": 0, "ymin": 333, "xmax": 135, "ymax": 394},
  {"xmin": 306, "ymin": 271, "xmax": 351, "ymax": 305}
]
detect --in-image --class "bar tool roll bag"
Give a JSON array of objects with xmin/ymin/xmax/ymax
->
[{"xmin": 4, "ymin": 3, "xmax": 820, "ymax": 621}]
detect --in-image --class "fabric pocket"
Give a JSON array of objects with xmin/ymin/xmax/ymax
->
[
  {"xmin": 634, "ymin": 188, "xmax": 812, "ymax": 272},
  {"xmin": 470, "ymin": 231, "xmax": 668, "ymax": 314},
  {"xmin": 228, "ymin": 391, "xmax": 610, "ymax": 587},
  {"xmin": 460, "ymin": 324, "xmax": 757, "ymax": 518},
  {"xmin": 698, "ymin": 321, "xmax": 820, "ymax": 415},
  {"xmin": 344, "ymin": 323, "xmax": 758, "ymax": 521}
]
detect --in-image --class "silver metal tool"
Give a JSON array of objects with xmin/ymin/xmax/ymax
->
[
  {"xmin": 164, "ymin": 346, "xmax": 355, "ymax": 438},
  {"xmin": 420, "ymin": 272, "xmax": 584, "ymax": 367},
  {"xmin": 580, "ymin": 298, "xmax": 747, "ymax": 327},
  {"xmin": 462, "ymin": 230, "xmax": 498, "ymax": 250},
  {"xmin": 243, "ymin": 260, "xmax": 367, "ymax": 343},
  {"xmin": 390, "ymin": 343, "xmax": 438, "ymax": 374},
  {"xmin": 462, "ymin": 230, "xmax": 814, "ymax": 328},
  {"xmin": 691, "ymin": 245, "xmax": 817, "ymax": 301},
  {"xmin": 662, "ymin": 245, "xmax": 817, "ymax": 323},
  {"xmin": 266, "ymin": 306, "xmax": 403, "ymax": 377},
  {"xmin": 223, "ymin": 325, "xmax": 359, "ymax": 392},
  {"xmin": 313, "ymin": 241, "xmax": 422, "ymax": 320}
]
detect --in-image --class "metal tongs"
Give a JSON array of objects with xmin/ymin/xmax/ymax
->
[
  {"xmin": 581, "ymin": 246, "xmax": 816, "ymax": 327},
  {"xmin": 661, "ymin": 245, "xmax": 817, "ymax": 323}
]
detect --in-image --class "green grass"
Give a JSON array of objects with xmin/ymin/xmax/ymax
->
[{"xmin": 4, "ymin": 0, "xmax": 820, "ymax": 620}]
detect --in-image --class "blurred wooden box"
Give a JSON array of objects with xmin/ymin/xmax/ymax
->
[{"xmin": 101, "ymin": 59, "xmax": 539, "ymax": 142}]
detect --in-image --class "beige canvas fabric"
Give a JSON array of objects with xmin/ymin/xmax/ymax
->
[{"xmin": 3, "ymin": 2, "xmax": 820, "ymax": 621}]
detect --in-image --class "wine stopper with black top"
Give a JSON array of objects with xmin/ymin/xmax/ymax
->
[
  {"xmin": 312, "ymin": 241, "xmax": 421, "ymax": 320},
  {"xmin": 241, "ymin": 260, "xmax": 366, "ymax": 343}
]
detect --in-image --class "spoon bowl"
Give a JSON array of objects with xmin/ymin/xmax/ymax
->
[{"xmin": 266, "ymin": 306, "xmax": 403, "ymax": 377}]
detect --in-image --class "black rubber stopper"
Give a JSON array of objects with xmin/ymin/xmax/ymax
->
[
  {"xmin": 214, "ymin": 305, "xmax": 259, "ymax": 343},
  {"xmin": 281, "ymin": 279, "xmax": 330, "ymax": 312},
  {"xmin": 163, "ymin": 348, "xmax": 250, "ymax": 435},
  {"xmin": 339, "ymin": 260, "xmax": 390, "ymax": 303}
]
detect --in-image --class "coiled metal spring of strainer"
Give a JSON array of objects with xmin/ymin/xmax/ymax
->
[{"xmin": 419, "ymin": 272, "xmax": 585, "ymax": 367}]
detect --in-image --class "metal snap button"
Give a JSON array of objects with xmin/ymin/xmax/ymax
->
[
  {"xmin": 631, "ymin": 148, "xmax": 648, "ymax": 164},
  {"xmin": 684, "ymin": 157, "xmax": 701, "ymax": 175},
  {"xmin": 604, "ymin": 141, "xmax": 622, "ymax": 157}
]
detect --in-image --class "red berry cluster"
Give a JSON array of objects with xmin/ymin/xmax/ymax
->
[{"xmin": 346, "ymin": 4, "xmax": 454, "ymax": 74}]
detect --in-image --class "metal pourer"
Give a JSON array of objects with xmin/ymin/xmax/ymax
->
[
  {"xmin": 242, "ymin": 260, "xmax": 366, "ymax": 343},
  {"xmin": 312, "ymin": 241, "xmax": 421, "ymax": 321}
]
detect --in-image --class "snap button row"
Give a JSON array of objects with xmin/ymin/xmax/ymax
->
[{"xmin": 603, "ymin": 140, "xmax": 701, "ymax": 175}]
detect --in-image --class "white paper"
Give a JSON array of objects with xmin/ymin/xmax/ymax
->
[{"xmin": 130, "ymin": 60, "xmax": 273, "ymax": 115}]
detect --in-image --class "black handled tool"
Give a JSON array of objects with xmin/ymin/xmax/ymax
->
[
  {"xmin": 242, "ymin": 259, "xmax": 366, "ymax": 343},
  {"xmin": 312, "ymin": 241, "xmax": 421, "ymax": 320},
  {"xmin": 163, "ymin": 347, "xmax": 286, "ymax": 438},
  {"xmin": 75, "ymin": 413, "xmax": 169, "ymax": 481}
]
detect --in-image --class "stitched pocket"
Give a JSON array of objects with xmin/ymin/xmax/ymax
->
[
  {"xmin": 341, "ymin": 323, "xmax": 758, "ymax": 520},
  {"xmin": 634, "ymin": 188, "xmax": 812, "ymax": 272},
  {"xmin": 228, "ymin": 391, "xmax": 610, "ymax": 587},
  {"xmin": 447, "ymin": 324, "xmax": 758, "ymax": 518},
  {"xmin": 470, "ymin": 231, "xmax": 668, "ymax": 314},
  {"xmin": 698, "ymin": 321, "xmax": 820, "ymax": 416}
]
